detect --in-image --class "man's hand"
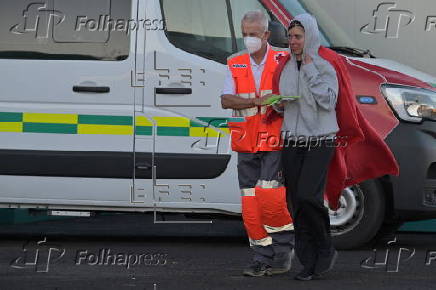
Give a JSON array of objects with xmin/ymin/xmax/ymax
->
[
  {"xmin": 253, "ymin": 94, "xmax": 274, "ymax": 106},
  {"xmin": 221, "ymin": 94, "xmax": 257, "ymax": 110}
]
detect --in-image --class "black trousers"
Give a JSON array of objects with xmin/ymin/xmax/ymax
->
[{"xmin": 281, "ymin": 140, "xmax": 335, "ymax": 271}]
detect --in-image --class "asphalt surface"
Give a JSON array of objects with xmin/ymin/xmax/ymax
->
[{"xmin": 0, "ymin": 214, "xmax": 435, "ymax": 290}]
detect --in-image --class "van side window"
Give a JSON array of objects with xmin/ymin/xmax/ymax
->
[
  {"xmin": 0, "ymin": 0, "xmax": 131, "ymax": 61},
  {"xmin": 160, "ymin": 0, "xmax": 235, "ymax": 64}
]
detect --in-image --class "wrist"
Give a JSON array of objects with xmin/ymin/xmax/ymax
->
[{"xmin": 251, "ymin": 98, "xmax": 258, "ymax": 106}]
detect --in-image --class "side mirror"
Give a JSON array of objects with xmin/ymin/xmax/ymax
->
[{"xmin": 268, "ymin": 21, "xmax": 288, "ymax": 48}]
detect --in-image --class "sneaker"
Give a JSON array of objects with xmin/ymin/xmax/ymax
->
[
  {"xmin": 314, "ymin": 249, "xmax": 338, "ymax": 276},
  {"xmin": 294, "ymin": 268, "xmax": 313, "ymax": 281},
  {"xmin": 242, "ymin": 260, "xmax": 272, "ymax": 277},
  {"xmin": 269, "ymin": 249, "xmax": 295, "ymax": 275}
]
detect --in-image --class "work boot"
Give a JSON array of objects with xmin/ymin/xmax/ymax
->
[
  {"xmin": 242, "ymin": 260, "xmax": 272, "ymax": 277},
  {"xmin": 294, "ymin": 268, "xmax": 314, "ymax": 281},
  {"xmin": 269, "ymin": 249, "xmax": 295, "ymax": 275},
  {"xmin": 314, "ymin": 249, "xmax": 338, "ymax": 277}
]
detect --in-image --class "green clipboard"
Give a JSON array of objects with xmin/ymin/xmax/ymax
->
[{"xmin": 262, "ymin": 95, "xmax": 301, "ymax": 106}]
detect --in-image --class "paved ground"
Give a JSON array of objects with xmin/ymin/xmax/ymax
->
[{"xmin": 0, "ymin": 214, "xmax": 435, "ymax": 290}]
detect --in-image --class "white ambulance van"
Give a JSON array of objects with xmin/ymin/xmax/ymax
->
[{"xmin": 0, "ymin": 0, "xmax": 435, "ymax": 249}]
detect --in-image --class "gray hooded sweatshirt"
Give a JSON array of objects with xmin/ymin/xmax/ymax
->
[{"xmin": 275, "ymin": 14, "xmax": 339, "ymax": 141}]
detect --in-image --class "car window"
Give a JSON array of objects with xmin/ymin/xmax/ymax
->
[
  {"xmin": 279, "ymin": 0, "xmax": 356, "ymax": 47},
  {"xmin": 161, "ymin": 0, "xmax": 235, "ymax": 64},
  {"xmin": 0, "ymin": 0, "xmax": 131, "ymax": 61}
]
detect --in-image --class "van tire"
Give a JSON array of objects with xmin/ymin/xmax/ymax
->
[{"xmin": 330, "ymin": 180, "xmax": 386, "ymax": 250}]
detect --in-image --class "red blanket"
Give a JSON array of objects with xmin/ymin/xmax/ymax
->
[{"xmin": 272, "ymin": 49, "xmax": 400, "ymax": 210}]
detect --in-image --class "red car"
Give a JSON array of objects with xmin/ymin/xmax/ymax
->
[{"xmin": 264, "ymin": 0, "xmax": 436, "ymax": 248}]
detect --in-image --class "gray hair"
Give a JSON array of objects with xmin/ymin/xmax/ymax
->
[{"xmin": 241, "ymin": 10, "xmax": 268, "ymax": 32}]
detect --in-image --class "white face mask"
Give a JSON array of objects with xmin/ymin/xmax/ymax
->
[{"xmin": 244, "ymin": 36, "xmax": 262, "ymax": 54}]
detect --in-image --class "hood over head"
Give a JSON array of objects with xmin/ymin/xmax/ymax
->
[{"xmin": 290, "ymin": 14, "xmax": 321, "ymax": 57}]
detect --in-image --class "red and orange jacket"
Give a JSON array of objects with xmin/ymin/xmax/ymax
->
[{"xmin": 227, "ymin": 46, "xmax": 288, "ymax": 153}]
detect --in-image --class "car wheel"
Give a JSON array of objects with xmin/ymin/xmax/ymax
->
[{"xmin": 329, "ymin": 179, "xmax": 386, "ymax": 250}]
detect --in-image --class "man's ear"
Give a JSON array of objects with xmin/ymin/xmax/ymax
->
[{"xmin": 264, "ymin": 30, "xmax": 271, "ymax": 40}]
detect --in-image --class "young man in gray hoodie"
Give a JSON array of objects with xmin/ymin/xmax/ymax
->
[{"xmin": 273, "ymin": 13, "xmax": 339, "ymax": 281}]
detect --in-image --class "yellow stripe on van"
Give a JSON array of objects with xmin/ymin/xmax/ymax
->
[
  {"xmin": 189, "ymin": 127, "xmax": 224, "ymax": 138},
  {"xmin": 0, "ymin": 122, "xmax": 23, "ymax": 132},
  {"xmin": 77, "ymin": 124, "xmax": 134, "ymax": 135},
  {"xmin": 0, "ymin": 111, "xmax": 231, "ymax": 137},
  {"xmin": 23, "ymin": 113, "xmax": 78, "ymax": 124},
  {"xmin": 153, "ymin": 117, "xmax": 190, "ymax": 127},
  {"xmin": 135, "ymin": 116, "xmax": 153, "ymax": 126}
]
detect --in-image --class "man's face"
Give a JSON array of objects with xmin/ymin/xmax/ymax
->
[
  {"xmin": 288, "ymin": 26, "xmax": 305, "ymax": 56},
  {"xmin": 241, "ymin": 21, "xmax": 270, "ymax": 48}
]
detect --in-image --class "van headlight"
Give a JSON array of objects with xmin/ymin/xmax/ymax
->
[{"xmin": 381, "ymin": 84, "xmax": 436, "ymax": 122}]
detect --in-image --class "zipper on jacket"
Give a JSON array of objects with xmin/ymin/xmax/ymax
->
[{"xmin": 294, "ymin": 63, "xmax": 301, "ymax": 140}]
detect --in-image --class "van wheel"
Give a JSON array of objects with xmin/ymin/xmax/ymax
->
[{"xmin": 329, "ymin": 180, "xmax": 385, "ymax": 250}]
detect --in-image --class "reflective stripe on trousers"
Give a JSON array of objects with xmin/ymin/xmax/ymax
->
[{"xmin": 249, "ymin": 236, "xmax": 273, "ymax": 247}]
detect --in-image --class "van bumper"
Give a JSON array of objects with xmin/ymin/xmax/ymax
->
[{"xmin": 385, "ymin": 120, "xmax": 436, "ymax": 220}]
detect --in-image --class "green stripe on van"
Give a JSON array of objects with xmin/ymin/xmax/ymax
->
[
  {"xmin": 23, "ymin": 123, "xmax": 78, "ymax": 134},
  {"xmin": 0, "ymin": 112, "xmax": 23, "ymax": 122},
  {"xmin": 157, "ymin": 127, "xmax": 189, "ymax": 136},
  {"xmin": 78, "ymin": 115, "xmax": 133, "ymax": 125},
  {"xmin": 0, "ymin": 112, "xmax": 230, "ymax": 137},
  {"xmin": 400, "ymin": 219, "xmax": 436, "ymax": 232},
  {"xmin": 135, "ymin": 126, "xmax": 153, "ymax": 136},
  {"xmin": 228, "ymin": 117, "xmax": 245, "ymax": 123},
  {"xmin": 193, "ymin": 117, "xmax": 231, "ymax": 128}
]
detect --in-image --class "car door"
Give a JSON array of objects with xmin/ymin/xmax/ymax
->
[
  {"xmin": 132, "ymin": 0, "xmax": 240, "ymax": 213},
  {"xmin": 0, "ymin": 0, "xmax": 137, "ymax": 207}
]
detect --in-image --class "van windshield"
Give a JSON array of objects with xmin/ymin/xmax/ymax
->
[{"xmin": 278, "ymin": 0, "xmax": 356, "ymax": 48}]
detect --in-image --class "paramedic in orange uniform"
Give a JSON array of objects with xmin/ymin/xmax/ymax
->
[{"xmin": 221, "ymin": 10, "xmax": 294, "ymax": 277}]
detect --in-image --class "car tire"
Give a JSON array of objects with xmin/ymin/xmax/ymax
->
[{"xmin": 330, "ymin": 179, "xmax": 386, "ymax": 250}]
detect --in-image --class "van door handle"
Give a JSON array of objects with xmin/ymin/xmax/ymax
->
[
  {"xmin": 73, "ymin": 86, "xmax": 110, "ymax": 93},
  {"xmin": 155, "ymin": 88, "xmax": 192, "ymax": 94},
  {"xmin": 136, "ymin": 163, "xmax": 152, "ymax": 170}
]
